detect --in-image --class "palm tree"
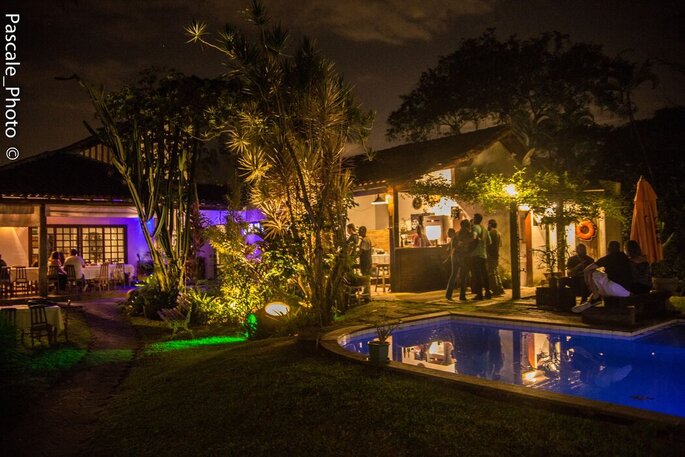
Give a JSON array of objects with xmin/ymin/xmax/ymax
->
[{"xmin": 187, "ymin": 1, "xmax": 372, "ymax": 325}]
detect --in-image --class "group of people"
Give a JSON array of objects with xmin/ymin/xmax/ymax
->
[
  {"xmin": 445, "ymin": 213, "xmax": 505, "ymax": 301},
  {"xmin": 346, "ymin": 224, "xmax": 373, "ymax": 298},
  {"xmin": 571, "ymin": 239, "xmax": 652, "ymax": 313},
  {"xmin": 48, "ymin": 249, "xmax": 86, "ymax": 291}
]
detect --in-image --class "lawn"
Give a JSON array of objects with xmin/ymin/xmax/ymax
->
[{"xmin": 85, "ymin": 322, "xmax": 684, "ymax": 457}]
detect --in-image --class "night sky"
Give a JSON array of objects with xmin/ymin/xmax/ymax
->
[{"xmin": 2, "ymin": 0, "xmax": 684, "ymax": 163}]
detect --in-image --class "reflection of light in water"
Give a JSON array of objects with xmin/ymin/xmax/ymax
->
[{"xmin": 429, "ymin": 341, "xmax": 441, "ymax": 354}]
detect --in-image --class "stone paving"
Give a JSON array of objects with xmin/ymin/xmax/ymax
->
[{"xmin": 1, "ymin": 293, "xmax": 137, "ymax": 457}]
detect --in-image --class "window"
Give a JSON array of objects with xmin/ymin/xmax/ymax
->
[{"xmin": 29, "ymin": 225, "xmax": 127, "ymax": 265}]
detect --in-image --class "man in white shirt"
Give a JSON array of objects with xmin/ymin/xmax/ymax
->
[{"xmin": 64, "ymin": 249, "xmax": 86, "ymax": 290}]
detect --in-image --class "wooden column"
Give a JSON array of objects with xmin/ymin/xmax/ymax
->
[
  {"xmin": 388, "ymin": 186, "xmax": 399, "ymax": 292},
  {"xmin": 509, "ymin": 202, "xmax": 520, "ymax": 300},
  {"xmin": 38, "ymin": 203, "xmax": 48, "ymax": 297}
]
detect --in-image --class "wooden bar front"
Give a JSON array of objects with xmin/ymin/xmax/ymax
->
[{"xmin": 392, "ymin": 247, "xmax": 449, "ymax": 292}]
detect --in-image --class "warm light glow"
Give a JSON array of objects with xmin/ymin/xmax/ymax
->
[
  {"xmin": 504, "ymin": 184, "xmax": 517, "ymax": 197},
  {"xmin": 517, "ymin": 204, "xmax": 530, "ymax": 211},
  {"xmin": 264, "ymin": 301, "xmax": 290, "ymax": 316},
  {"xmin": 371, "ymin": 194, "xmax": 389, "ymax": 205}
]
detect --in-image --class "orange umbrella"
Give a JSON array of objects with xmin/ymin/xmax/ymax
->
[{"xmin": 630, "ymin": 176, "xmax": 663, "ymax": 264}]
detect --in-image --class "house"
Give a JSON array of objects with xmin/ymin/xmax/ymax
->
[
  {"xmin": 348, "ymin": 126, "xmax": 622, "ymax": 292},
  {"xmin": 0, "ymin": 136, "xmax": 251, "ymax": 292}
]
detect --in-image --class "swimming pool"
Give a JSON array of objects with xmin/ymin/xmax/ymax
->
[{"xmin": 338, "ymin": 316, "xmax": 685, "ymax": 419}]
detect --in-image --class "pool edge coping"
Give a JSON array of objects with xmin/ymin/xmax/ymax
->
[{"xmin": 320, "ymin": 311, "xmax": 685, "ymax": 428}]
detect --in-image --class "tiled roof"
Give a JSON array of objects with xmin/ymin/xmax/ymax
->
[
  {"xmin": 0, "ymin": 139, "xmax": 227, "ymax": 206},
  {"xmin": 350, "ymin": 125, "xmax": 524, "ymax": 190}
]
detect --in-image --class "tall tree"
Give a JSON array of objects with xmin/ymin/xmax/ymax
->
[
  {"xmin": 79, "ymin": 70, "xmax": 226, "ymax": 299},
  {"xmin": 187, "ymin": 1, "xmax": 373, "ymax": 325}
]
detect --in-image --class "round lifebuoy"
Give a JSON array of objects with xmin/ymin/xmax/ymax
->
[{"xmin": 576, "ymin": 219, "xmax": 596, "ymax": 241}]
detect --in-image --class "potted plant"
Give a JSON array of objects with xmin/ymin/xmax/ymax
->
[
  {"xmin": 368, "ymin": 319, "xmax": 400, "ymax": 366},
  {"xmin": 532, "ymin": 245, "xmax": 563, "ymax": 288}
]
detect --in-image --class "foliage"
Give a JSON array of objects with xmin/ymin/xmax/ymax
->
[
  {"xmin": 374, "ymin": 319, "xmax": 400, "ymax": 343},
  {"xmin": 78, "ymin": 70, "xmax": 228, "ymax": 295},
  {"xmin": 180, "ymin": 288, "xmax": 220, "ymax": 325},
  {"xmin": 127, "ymin": 276, "xmax": 177, "ymax": 319},
  {"xmin": 208, "ymin": 212, "xmax": 302, "ymax": 329},
  {"xmin": 187, "ymin": 1, "xmax": 373, "ymax": 325},
  {"xmin": 410, "ymin": 167, "xmax": 617, "ymax": 226}
]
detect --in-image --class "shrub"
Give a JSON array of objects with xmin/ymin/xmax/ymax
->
[
  {"xmin": 127, "ymin": 276, "xmax": 178, "ymax": 319},
  {"xmin": 208, "ymin": 215, "xmax": 304, "ymax": 331}
]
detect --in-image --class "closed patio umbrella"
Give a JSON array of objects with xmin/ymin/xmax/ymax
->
[{"xmin": 630, "ymin": 176, "xmax": 663, "ymax": 264}]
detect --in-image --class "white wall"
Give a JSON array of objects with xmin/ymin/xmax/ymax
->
[{"xmin": 0, "ymin": 227, "xmax": 30, "ymax": 266}]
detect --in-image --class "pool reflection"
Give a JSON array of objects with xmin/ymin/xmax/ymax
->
[{"xmin": 340, "ymin": 319, "xmax": 685, "ymax": 418}]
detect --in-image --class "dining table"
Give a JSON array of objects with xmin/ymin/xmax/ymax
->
[
  {"xmin": 2, "ymin": 304, "xmax": 65, "ymax": 334},
  {"xmin": 9, "ymin": 264, "xmax": 135, "ymax": 282}
]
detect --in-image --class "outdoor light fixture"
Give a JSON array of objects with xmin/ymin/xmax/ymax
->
[
  {"xmin": 264, "ymin": 301, "xmax": 290, "ymax": 317},
  {"xmin": 504, "ymin": 184, "xmax": 517, "ymax": 197},
  {"xmin": 371, "ymin": 194, "xmax": 388, "ymax": 205}
]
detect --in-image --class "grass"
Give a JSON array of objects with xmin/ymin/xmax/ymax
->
[
  {"xmin": 0, "ymin": 307, "xmax": 91, "ymax": 428},
  {"xmin": 85, "ymin": 326, "xmax": 684, "ymax": 457}
]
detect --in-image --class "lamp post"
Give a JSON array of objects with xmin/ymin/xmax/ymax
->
[{"xmin": 504, "ymin": 185, "xmax": 521, "ymax": 300}]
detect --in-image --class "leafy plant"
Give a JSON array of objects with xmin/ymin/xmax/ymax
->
[
  {"xmin": 374, "ymin": 319, "xmax": 401, "ymax": 343},
  {"xmin": 187, "ymin": 1, "xmax": 373, "ymax": 325},
  {"xmin": 127, "ymin": 276, "xmax": 178, "ymax": 319}
]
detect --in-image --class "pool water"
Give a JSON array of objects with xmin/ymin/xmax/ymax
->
[{"xmin": 339, "ymin": 317, "xmax": 685, "ymax": 418}]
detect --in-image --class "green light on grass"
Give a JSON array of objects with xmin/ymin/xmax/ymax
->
[
  {"xmin": 28, "ymin": 348, "xmax": 87, "ymax": 373},
  {"xmin": 145, "ymin": 335, "xmax": 247, "ymax": 354}
]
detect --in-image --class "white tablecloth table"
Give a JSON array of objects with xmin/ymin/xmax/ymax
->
[
  {"xmin": 372, "ymin": 254, "xmax": 390, "ymax": 265},
  {"xmin": 83, "ymin": 264, "xmax": 135, "ymax": 280},
  {"xmin": 8, "ymin": 265, "xmax": 134, "ymax": 282},
  {"xmin": 9, "ymin": 267, "xmax": 39, "ymax": 283},
  {"xmin": 2, "ymin": 304, "xmax": 64, "ymax": 333}
]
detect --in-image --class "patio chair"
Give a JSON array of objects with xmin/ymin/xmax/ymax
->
[
  {"xmin": 112, "ymin": 263, "xmax": 125, "ymax": 288},
  {"xmin": 13, "ymin": 266, "xmax": 30, "ymax": 295},
  {"xmin": 0, "ymin": 307, "xmax": 18, "ymax": 343},
  {"xmin": 25, "ymin": 304, "xmax": 56, "ymax": 347},
  {"xmin": 92, "ymin": 263, "xmax": 110, "ymax": 291},
  {"xmin": 0, "ymin": 266, "xmax": 11, "ymax": 296},
  {"xmin": 47, "ymin": 266, "xmax": 61, "ymax": 293},
  {"xmin": 64, "ymin": 265, "xmax": 81, "ymax": 293}
]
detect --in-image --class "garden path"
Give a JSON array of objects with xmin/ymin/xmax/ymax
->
[{"xmin": 2, "ymin": 294, "xmax": 138, "ymax": 457}]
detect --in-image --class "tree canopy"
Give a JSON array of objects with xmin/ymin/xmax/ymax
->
[{"xmin": 386, "ymin": 30, "xmax": 647, "ymax": 175}]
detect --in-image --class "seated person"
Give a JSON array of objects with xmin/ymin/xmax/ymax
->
[
  {"xmin": 559, "ymin": 244, "xmax": 594, "ymax": 303},
  {"xmin": 64, "ymin": 248, "xmax": 87, "ymax": 289},
  {"xmin": 48, "ymin": 250, "xmax": 68, "ymax": 291},
  {"xmin": 573, "ymin": 241, "xmax": 632, "ymax": 313},
  {"xmin": 625, "ymin": 240, "xmax": 651, "ymax": 294}
]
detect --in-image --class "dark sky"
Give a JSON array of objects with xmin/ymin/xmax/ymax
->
[{"xmin": 2, "ymin": 0, "xmax": 684, "ymax": 163}]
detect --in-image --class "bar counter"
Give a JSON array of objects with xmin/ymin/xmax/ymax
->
[{"xmin": 392, "ymin": 247, "xmax": 450, "ymax": 292}]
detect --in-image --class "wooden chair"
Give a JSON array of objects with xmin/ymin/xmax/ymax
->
[
  {"xmin": 13, "ymin": 266, "xmax": 31, "ymax": 295},
  {"xmin": 25, "ymin": 304, "xmax": 56, "ymax": 347},
  {"xmin": 0, "ymin": 307, "xmax": 18, "ymax": 345},
  {"xmin": 0, "ymin": 266, "xmax": 11, "ymax": 296},
  {"xmin": 64, "ymin": 265, "xmax": 80, "ymax": 293},
  {"xmin": 374, "ymin": 264, "xmax": 390, "ymax": 293},
  {"xmin": 93, "ymin": 263, "xmax": 110, "ymax": 291},
  {"xmin": 47, "ymin": 266, "xmax": 61, "ymax": 293},
  {"xmin": 112, "ymin": 263, "xmax": 125, "ymax": 288}
]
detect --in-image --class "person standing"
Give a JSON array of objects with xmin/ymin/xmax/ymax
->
[
  {"xmin": 412, "ymin": 224, "xmax": 430, "ymax": 247},
  {"xmin": 470, "ymin": 214, "xmax": 491, "ymax": 300},
  {"xmin": 486, "ymin": 219, "xmax": 504, "ymax": 296},
  {"xmin": 446, "ymin": 220, "xmax": 473, "ymax": 301},
  {"xmin": 358, "ymin": 226, "xmax": 373, "ymax": 300}
]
